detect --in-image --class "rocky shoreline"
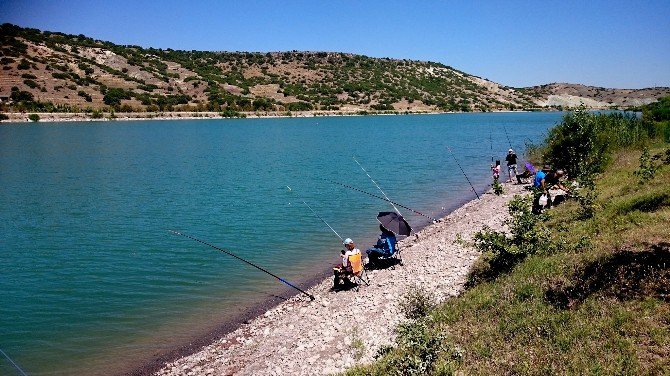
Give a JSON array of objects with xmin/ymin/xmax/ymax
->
[
  {"xmin": 150, "ymin": 183, "xmax": 526, "ymax": 376},
  {"xmin": 1, "ymin": 109, "xmax": 544, "ymax": 124}
]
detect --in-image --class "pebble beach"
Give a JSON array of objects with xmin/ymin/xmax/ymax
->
[{"xmin": 152, "ymin": 182, "xmax": 526, "ymax": 376}]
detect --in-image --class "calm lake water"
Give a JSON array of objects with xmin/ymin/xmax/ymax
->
[{"xmin": 0, "ymin": 112, "xmax": 563, "ymax": 375}]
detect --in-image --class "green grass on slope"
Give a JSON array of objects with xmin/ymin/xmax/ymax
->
[{"xmin": 345, "ymin": 144, "xmax": 670, "ymax": 376}]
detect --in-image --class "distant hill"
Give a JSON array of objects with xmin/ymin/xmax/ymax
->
[{"xmin": 1, "ymin": 23, "xmax": 669, "ymax": 115}]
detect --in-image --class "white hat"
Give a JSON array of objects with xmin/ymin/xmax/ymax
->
[
  {"xmin": 343, "ymin": 238, "xmax": 353, "ymax": 245},
  {"xmin": 508, "ymin": 148, "xmax": 514, "ymax": 152}
]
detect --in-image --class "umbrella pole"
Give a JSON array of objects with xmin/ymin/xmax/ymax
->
[
  {"xmin": 446, "ymin": 145, "xmax": 481, "ymax": 200},
  {"xmin": 169, "ymin": 230, "xmax": 315, "ymax": 301}
]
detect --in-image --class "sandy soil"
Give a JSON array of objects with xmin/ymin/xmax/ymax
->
[{"xmin": 152, "ymin": 183, "xmax": 527, "ymax": 376}]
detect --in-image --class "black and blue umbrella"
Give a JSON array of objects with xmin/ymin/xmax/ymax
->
[{"xmin": 377, "ymin": 211, "xmax": 412, "ymax": 236}]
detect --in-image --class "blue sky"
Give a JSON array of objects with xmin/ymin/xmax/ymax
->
[{"xmin": 1, "ymin": 0, "xmax": 668, "ymax": 88}]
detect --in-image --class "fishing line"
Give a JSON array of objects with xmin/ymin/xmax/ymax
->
[
  {"xmin": 489, "ymin": 131, "xmax": 494, "ymax": 164},
  {"xmin": 168, "ymin": 230, "xmax": 315, "ymax": 301},
  {"xmin": 324, "ymin": 178, "xmax": 439, "ymax": 222},
  {"xmin": 0, "ymin": 348, "xmax": 28, "ymax": 376},
  {"xmin": 502, "ymin": 123, "xmax": 513, "ymax": 150},
  {"xmin": 352, "ymin": 156, "xmax": 400, "ymax": 214},
  {"xmin": 286, "ymin": 186, "xmax": 345, "ymax": 243},
  {"xmin": 301, "ymin": 200, "xmax": 344, "ymax": 243},
  {"xmin": 446, "ymin": 145, "xmax": 481, "ymax": 200}
]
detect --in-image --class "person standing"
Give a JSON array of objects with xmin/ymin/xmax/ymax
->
[
  {"xmin": 491, "ymin": 160, "xmax": 501, "ymax": 182},
  {"xmin": 505, "ymin": 149, "xmax": 518, "ymax": 183}
]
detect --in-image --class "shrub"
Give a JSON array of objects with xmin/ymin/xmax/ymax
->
[
  {"xmin": 77, "ymin": 90, "xmax": 92, "ymax": 102},
  {"xmin": 492, "ymin": 178, "xmax": 503, "ymax": 195},
  {"xmin": 398, "ymin": 285, "xmax": 436, "ymax": 320},
  {"xmin": 634, "ymin": 147, "xmax": 659, "ymax": 183},
  {"xmin": 388, "ymin": 319, "xmax": 446, "ymax": 375},
  {"xmin": 17, "ymin": 58, "xmax": 30, "ymax": 69},
  {"xmin": 28, "ymin": 113, "xmax": 40, "ymax": 122},
  {"xmin": 543, "ymin": 106, "xmax": 650, "ymax": 182},
  {"xmin": 23, "ymin": 79, "xmax": 39, "ymax": 89},
  {"xmin": 469, "ymin": 195, "xmax": 550, "ymax": 285},
  {"xmin": 0, "ymin": 113, "xmax": 9, "ymax": 121},
  {"xmin": 103, "ymin": 87, "xmax": 130, "ymax": 106},
  {"xmin": 52, "ymin": 72, "xmax": 70, "ymax": 80},
  {"xmin": 642, "ymin": 96, "xmax": 670, "ymax": 122},
  {"xmin": 10, "ymin": 90, "xmax": 34, "ymax": 102}
]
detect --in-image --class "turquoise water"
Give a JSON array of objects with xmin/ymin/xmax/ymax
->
[{"xmin": 0, "ymin": 113, "xmax": 563, "ymax": 375}]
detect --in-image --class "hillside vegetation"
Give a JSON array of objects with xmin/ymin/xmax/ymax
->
[
  {"xmin": 1, "ymin": 23, "xmax": 668, "ymax": 118},
  {"xmin": 345, "ymin": 102, "xmax": 670, "ymax": 375}
]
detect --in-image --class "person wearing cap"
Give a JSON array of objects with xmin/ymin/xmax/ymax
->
[
  {"xmin": 505, "ymin": 149, "xmax": 518, "ymax": 183},
  {"xmin": 534, "ymin": 164, "xmax": 551, "ymax": 188},
  {"xmin": 332, "ymin": 238, "xmax": 361, "ymax": 289}
]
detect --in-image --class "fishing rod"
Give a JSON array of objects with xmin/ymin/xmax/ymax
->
[
  {"xmin": 323, "ymin": 178, "xmax": 439, "ymax": 222},
  {"xmin": 352, "ymin": 156, "xmax": 400, "ymax": 214},
  {"xmin": 302, "ymin": 200, "xmax": 344, "ymax": 243},
  {"xmin": 168, "ymin": 230, "xmax": 315, "ymax": 301},
  {"xmin": 502, "ymin": 123, "xmax": 513, "ymax": 150},
  {"xmin": 0, "ymin": 348, "xmax": 28, "ymax": 376},
  {"xmin": 446, "ymin": 145, "xmax": 481, "ymax": 200},
  {"xmin": 489, "ymin": 131, "xmax": 494, "ymax": 164},
  {"xmin": 286, "ymin": 186, "xmax": 346, "ymax": 243}
]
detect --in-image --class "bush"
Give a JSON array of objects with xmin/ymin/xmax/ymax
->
[
  {"xmin": 642, "ymin": 96, "xmax": 670, "ymax": 122},
  {"xmin": 0, "ymin": 113, "xmax": 9, "ymax": 121},
  {"xmin": 469, "ymin": 195, "xmax": 550, "ymax": 285},
  {"xmin": 103, "ymin": 87, "xmax": 130, "ymax": 106},
  {"xmin": 492, "ymin": 178, "xmax": 503, "ymax": 195},
  {"xmin": 398, "ymin": 285, "xmax": 436, "ymax": 320},
  {"xmin": 17, "ymin": 58, "xmax": 30, "ymax": 69},
  {"xmin": 386, "ymin": 319, "xmax": 447, "ymax": 375},
  {"xmin": 23, "ymin": 79, "xmax": 39, "ymax": 89},
  {"xmin": 285, "ymin": 101, "xmax": 313, "ymax": 111},
  {"xmin": 10, "ymin": 90, "xmax": 34, "ymax": 102},
  {"xmin": 543, "ymin": 106, "xmax": 651, "ymax": 182},
  {"xmin": 77, "ymin": 90, "xmax": 92, "ymax": 102},
  {"xmin": 28, "ymin": 113, "xmax": 40, "ymax": 122}
]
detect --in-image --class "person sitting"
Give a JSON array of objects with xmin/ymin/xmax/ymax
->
[
  {"xmin": 333, "ymin": 238, "xmax": 360, "ymax": 289},
  {"xmin": 516, "ymin": 162, "xmax": 536, "ymax": 184},
  {"xmin": 366, "ymin": 225, "xmax": 397, "ymax": 266}
]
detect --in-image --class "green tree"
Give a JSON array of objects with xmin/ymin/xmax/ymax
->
[{"xmin": 103, "ymin": 88, "xmax": 130, "ymax": 107}]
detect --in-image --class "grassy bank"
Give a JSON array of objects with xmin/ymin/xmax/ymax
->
[{"xmin": 346, "ymin": 107, "xmax": 670, "ymax": 375}]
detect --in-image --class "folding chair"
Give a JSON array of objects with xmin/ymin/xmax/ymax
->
[
  {"xmin": 368, "ymin": 241, "xmax": 403, "ymax": 269},
  {"xmin": 346, "ymin": 252, "xmax": 369, "ymax": 291}
]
